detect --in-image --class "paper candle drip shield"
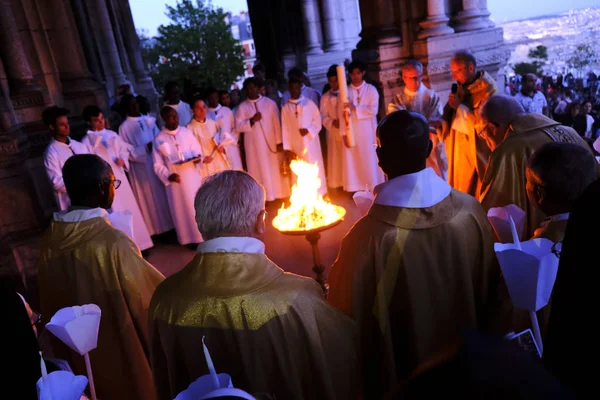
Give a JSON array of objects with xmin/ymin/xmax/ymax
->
[
  {"xmin": 487, "ymin": 204, "xmax": 525, "ymax": 243},
  {"xmin": 37, "ymin": 369, "xmax": 88, "ymax": 400},
  {"xmin": 494, "ymin": 238, "xmax": 560, "ymax": 312},
  {"xmin": 46, "ymin": 304, "xmax": 101, "ymax": 355}
]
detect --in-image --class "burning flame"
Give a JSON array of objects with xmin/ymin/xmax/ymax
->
[{"xmin": 273, "ymin": 159, "xmax": 346, "ymax": 232}]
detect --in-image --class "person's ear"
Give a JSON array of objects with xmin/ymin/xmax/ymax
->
[
  {"xmin": 534, "ymin": 184, "xmax": 545, "ymax": 204},
  {"xmin": 255, "ymin": 209, "xmax": 266, "ymax": 236},
  {"xmin": 426, "ymin": 138, "xmax": 433, "ymax": 158}
]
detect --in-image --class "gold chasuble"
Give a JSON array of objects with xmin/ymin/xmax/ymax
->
[
  {"xmin": 479, "ymin": 114, "xmax": 593, "ymax": 239},
  {"xmin": 149, "ymin": 250, "xmax": 358, "ymax": 400},
  {"xmin": 38, "ymin": 213, "xmax": 164, "ymax": 400},
  {"xmin": 444, "ymin": 71, "xmax": 497, "ymax": 196},
  {"xmin": 328, "ymin": 170, "xmax": 510, "ymax": 399}
]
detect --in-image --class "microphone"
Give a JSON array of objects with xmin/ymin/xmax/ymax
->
[{"xmin": 451, "ymin": 83, "xmax": 458, "ymax": 94}]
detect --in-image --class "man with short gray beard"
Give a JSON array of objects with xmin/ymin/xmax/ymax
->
[{"xmin": 148, "ymin": 171, "xmax": 357, "ymax": 400}]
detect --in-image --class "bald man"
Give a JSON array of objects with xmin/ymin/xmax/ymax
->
[
  {"xmin": 328, "ymin": 110, "xmax": 510, "ymax": 398},
  {"xmin": 479, "ymin": 95, "xmax": 595, "ymax": 239}
]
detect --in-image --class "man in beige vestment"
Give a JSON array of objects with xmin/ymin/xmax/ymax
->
[
  {"xmin": 479, "ymin": 95, "xmax": 595, "ymax": 239},
  {"xmin": 327, "ymin": 110, "xmax": 510, "ymax": 398},
  {"xmin": 443, "ymin": 51, "xmax": 497, "ymax": 196}
]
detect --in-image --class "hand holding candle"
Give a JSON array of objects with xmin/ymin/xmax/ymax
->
[{"xmin": 336, "ymin": 65, "xmax": 356, "ymax": 148}]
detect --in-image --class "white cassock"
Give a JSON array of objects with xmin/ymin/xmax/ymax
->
[
  {"xmin": 82, "ymin": 129, "xmax": 154, "ymax": 250},
  {"xmin": 282, "ymin": 85, "xmax": 321, "ymax": 107},
  {"xmin": 119, "ymin": 116, "xmax": 173, "ymax": 235},
  {"xmin": 187, "ymin": 118, "xmax": 230, "ymax": 179},
  {"xmin": 162, "ymin": 101, "xmax": 193, "ymax": 127},
  {"xmin": 387, "ymin": 85, "xmax": 448, "ymax": 180},
  {"xmin": 320, "ymin": 89, "xmax": 344, "ymax": 189},
  {"xmin": 153, "ymin": 126, "xmax": 204, "ymax": 245},
  {"xmin": 340, "ymin": 82, "xmax": 385, "ymax": 192},
  {"xmin": 44, "ymin": 138, "xmax": 90, "ymax": 210},
  {"xmin": 235, "ymin": 96, "xmax": 291, "ymax": 201},
  {"xmin": 208, "ymin": 104, "xmax": 243, "ymax": 170},
  {"xmin": 281, "ymin": 96, "xmax": 327, "ymax": 196}
]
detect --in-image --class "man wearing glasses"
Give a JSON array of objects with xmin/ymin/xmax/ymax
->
[{"xmin": 39, "ymin": 154, "xmax": 164, "ymax": 400}]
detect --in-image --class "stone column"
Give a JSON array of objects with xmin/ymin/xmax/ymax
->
[
  {"xmin": 87, "ymin": 0, "xmax": 129, "ymax": 93},
  {"xmin": 341, "ymin": 0, "xmax": 361, "ymax": 51},
  {"xmin": 454, "ymin": 0, "xmax": 493, "ymax": 32},
  {"xmin": 418, "ymin": 0, "xmax": 454, "ymax": 39},
  {"xmin": 70, "ymin": 0, "xmax": 104, "ymax": 85},
  {"xmin": 302, "ymin": 0, "xmax": 324, "ymax": 54},
  {"xmin": 116, "ymin": 0, "xmax": 158, "ymax": 112},
  {"xmin": 0, "ymin": 0, "xmax": 39, "ymax": 95},
  {"xmin": 320, "ymin": 0, "xmax": 343, "ymax": 52}
]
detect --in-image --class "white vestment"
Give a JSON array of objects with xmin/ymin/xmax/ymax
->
[
  {"xmin": 207, "ymin": 104, "xmax": 243, "ymax": 170},
  {"xmin": 387, "ymin": 85, "xmax": 448, "ymax": 180},
  {"xmin": 282, "ymin": 85, "xmax": 321, "ymax": 107},
  {"xmin": 235, "ymin": 96, "xmax": 291, "ymax": 201},
  {"xmin": 320, "ymin": 90, "xmax": 344, "ymax": 188},
  {"xmin": 153, "ymin": 126, "xmax": 204, "ymax": 245},
  {"xmin": 163, "ymin": 101, "xmax": 193, "ymax": 127},
  {"xmin": 339, "ymin": 82, "xmax": 385, "ymax": 192},
  {"xmin": 82, "ymin": 129, "xmax": 154, "ymax": 250},
  {"xmin": 187, "ymin": 118, "xmax": 230, "ymax": 179},
  {"xmin": 44, "ymin": 138, "xmax": 90, "ymax": 210},
  {"xmin": 119, "ymin": 116, "xmax": 173, "ymax": 235},
  {"xmin": 281, "ymin": 96, "xmax": 327, "ymax": 195}
]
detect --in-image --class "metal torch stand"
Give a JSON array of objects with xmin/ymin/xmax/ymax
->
[{"xmin": 305, "ymin": 231, "xmax": 328, "ymax": 295}]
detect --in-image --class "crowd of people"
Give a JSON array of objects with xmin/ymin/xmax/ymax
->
[{"xmin": 4, "ymin": 48, "xmax": 588, "ymax": 399}]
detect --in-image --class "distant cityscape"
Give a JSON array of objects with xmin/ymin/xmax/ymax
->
[{"xmin": 501, "ymin": 7, "xmax": 600, "ymax": 76}]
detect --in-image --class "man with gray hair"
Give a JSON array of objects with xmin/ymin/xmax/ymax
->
[
  {"xmin": 387, "ymin": 60, "xmax": 447, "ymax": 179},
  {"xmin": 148, "ymin": 171, "xmax": 357, "ymax": 400},
  {"xmin": 479, "ymin": 95, "xmax": 594, "ymax": 238}
]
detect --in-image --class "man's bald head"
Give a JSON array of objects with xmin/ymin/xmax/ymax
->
[
  {"xmin": 526, "ymin": 142, "xmax": 597, "ymax": 216},
  {"xmin": 376, "ymin": 110, "xmax": 432, "ymax": 178},
  {"xmin": 63, "ymin": 154, "xmax": 115, "ymax": 209},
  {"xmin": 481, "ymin": 95, "xmax": 526, "ymax": 150}
]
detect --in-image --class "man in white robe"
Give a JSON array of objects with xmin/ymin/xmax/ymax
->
[
  {"xmin": 188, "ymin": 98, "xmax": 230, "ymax": 179},
  {"xmin": 42, "ymin": 106, "xmax": 90, "ymax": 210},
  {"xmin": 119, "ymin": 95, "xmax": 174, "ymax": 236},
  {"xmin": 161, "ymin": 81, "xmax": 192, "ymax": 127},
  {"xmin": 387, "ymin": 60, "xmax": 448, "ymax": 180},
  {"xmin": 81, "ymin": 105, "xmax": 154, "ymax": 251},
  {"xmin": 153, "ymin": 106, "xmax": 204, "ymax": 246},
  {"xmin": 320, "ymin": 65, "xmax": 344, "ymax": 190},
  {"xmin": 282, "ymin": 78, "xmax": 327, "ymax": 196},
  {"xmin": 281, "ymin": 67, "xmax": 321, "ymax": 106},
  {"xmin": 206, "ymin": 88, "xmax": 243, "ymax": 170},
  {"xmin": 235, "ymin": 77, "xmax": 291, "ymax": 202},
  {"xmin": 340, "ymin": 61, "xmax": 385, "ymax": 192}
]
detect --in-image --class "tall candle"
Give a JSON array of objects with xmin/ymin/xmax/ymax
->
[
  {"xmin": 336, "ymin": 65, "xmax": 356, "ymax": 147},
  {"xmin": 202, "ymin": 336, "xmax": 220, "ymax": 390}
]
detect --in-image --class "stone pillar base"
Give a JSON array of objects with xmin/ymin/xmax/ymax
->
[
  {"xmin": 305, "ymin": 50, "xmax": 353, "ymax": 93},
  {"xmin": 418, "ymin": 16, "xmax": 455, "ymax": 39},
  {"xmin": 453, "ymin": 9, "xmax": 493, "ymax": 33}
]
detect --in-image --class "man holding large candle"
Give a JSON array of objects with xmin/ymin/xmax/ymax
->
[{"xmin": 339, "ymin": 60, "xmax": 385, "ymax": 192}]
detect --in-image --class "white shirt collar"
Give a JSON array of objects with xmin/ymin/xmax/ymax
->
[
  {"xmin": 208, "ymin": 104, "xmax": 222, "ymax": 113},
  {"xmin": 54, "ymin": 207, "xmax": 108, "ymax": 222},
  {"xmin": 162, "ymin": 126, "xmax": 180, "ymax": 136},
  {"xmin": 248, "ymin": 95, "xmax": 262, "ymax": 104},
  {"xmin": 403, "ymin": 85, "xmax": 424, "ymax": 96},
  {"xmin": 373, "ymin": 168, "xmax": 452, "ymax": 208},
  {"xmin": 288, "ymin": 96, "xmax": 304, "ymax": 105},
  {"xmin": 126, "ymin": 115, "xmax": 142, "ymax": 121},
  {"xmin": 51, "ymin": 138, "xmax": 73, "ymax": 147},
  {"xmin": 351, "ymin": 81, "xmax": 366, "ymax": 90},
  {"xmin": 166, "ymin": 101, "xmax": 182, "ymax": 109},
  {"xmin": 197, "ymin": 236, "xmax": 265, "ymax": 254}
]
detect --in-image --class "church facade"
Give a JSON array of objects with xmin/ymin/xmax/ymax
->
[{"xmin": 0, "ymin": 0, "xmax": 507, "ymax": 287}]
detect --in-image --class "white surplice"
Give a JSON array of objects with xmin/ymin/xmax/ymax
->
[
  {"xmin": 82, "ymin": 129, "xmax": 154, "ymax": 250},
  {"xmin": 187, "ymin": 118, "xmax": 230, "ymax": 179},
  {"xmin": 320, "ymin": 90, "xmax": 344, "ymax": 189},
  {"xmin": 162, "ymin": 101, "xmax": 193, "ymax": 127},
  {"xmin": 339, "ymin": 81, "xmax": 385, "ymax": 192},
  {"xmin": 386, "ymin": 85, "xmax": 448, "ymax": 180},
  {"xmin": 153, "ymin": 126, "xmax": 204, "ymax": 245},
  {"xmin": 119, "ymin": 116, "xmax": 173, "ymax": 236},
  {"xmin": 208, "ymin": 104, "xmax": 243, "ymax": 170},
  {"xmin": 281, "ymin": 96, "xmax": 327, "ymax": 195},
  {"xmin": 44, "ymin": 138, "xmax": 91, "ymax": 210},
  {"xmin": 235, "ymin": 96, "xmax": 291, "ymax": 201},
  {"xmin": 281, "ymin": 84, "xmax": 321, "ymax": 107}
]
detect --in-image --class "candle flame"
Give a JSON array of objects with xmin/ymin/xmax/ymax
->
[{"xmin": 273, "ymin": 159, "xmax": 346, "ymax": 232}]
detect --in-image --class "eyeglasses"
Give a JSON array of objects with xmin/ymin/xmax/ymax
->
[
  {"xmin": 104, "ymin": 179, "xmax": 121, "ymax": 189},
  {"xmin": 30, "ymin": 310, "xmax": 42, "ymax": 326}
]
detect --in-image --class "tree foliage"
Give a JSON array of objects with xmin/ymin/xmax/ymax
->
[
  {"xmin": 512, "ymin": 62, "xmax": 542, "ymax": 77},
  {"xmin": 567, "ymin": 44, "xmax": 597, "ymax": 78},
  {"xmin": 139, "ymin": 0, "xmax": 245, "ymax": 95},
  {"xmin": 528, "ymin": 45, "xmax": 548, "ymax": 62}
]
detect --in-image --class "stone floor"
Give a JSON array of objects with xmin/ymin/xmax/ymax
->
[{"xmin": 147, "ymin": 189, "xmax": 363, "ymax": 280}]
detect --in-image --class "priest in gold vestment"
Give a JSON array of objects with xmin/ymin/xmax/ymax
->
[
  {"xmin": 443, "ymin": 51, "xmax": 497, "ymax": 196},
  {"xmin": 479, "ymin": 95, "xmax": 595, "ymax": 239},
  {"xmin": 327, "ymin": 111, "xmax": 510, "ymax": 399},
  {"xmin": 148, "ymin": 171, "xmax": 357, "ymax": 400},
  {"xmin": 38, "ymin": 154, "xmax": 164, "ymax": 400}
]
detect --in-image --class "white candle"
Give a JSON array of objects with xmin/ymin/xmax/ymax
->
[
  {"xmin": 509, "ymin": 215, "xmax": 522, "ymax": 250},
  {"xmin": 336, "ymin": 65, "xmax": 356, "ymax": 147},
  {"xmin": 202, "ymin": 336, "xmax": 220, "ymax": 390}
]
